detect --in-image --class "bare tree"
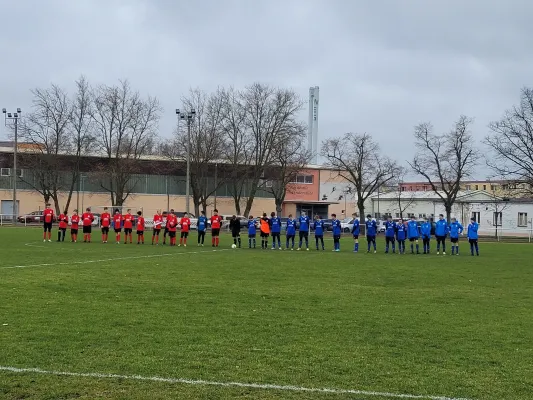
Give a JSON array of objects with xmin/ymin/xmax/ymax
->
[
  {"xmin": 321, "ymin": 132, "xmax": 401, "ymax": 227},
  {"xmin": 393, "ymin": 169, "xmax": 416, "ymax": 219},
  {"xmin": 18, "ymin": 84, "xmax": 72, "ymax": 214},
  {"xmin": 90, "ymin": 80, "xmax": 161, "ymax": 206},
  {"xmin": 165, "ymin": 88, "xmax": 227, "ymax": 216},
  {"xmin": 409, "ymin": 116, "xmax": 480, "ymax": 222},
  {"xmin": 263, "ymin": 125, "xmax": 310, "ymax": 214},
  {"xmin": 485, "ymin": 87, "xmax": 533, "ymax": 196}
]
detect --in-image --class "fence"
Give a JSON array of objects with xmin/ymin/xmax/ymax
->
[{"xmin": 478, "ymin": 227, "xmax": 533, "ymax": 242}]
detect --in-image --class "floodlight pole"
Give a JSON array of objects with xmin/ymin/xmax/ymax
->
[
  {"xmin": 3, "ymin": 108, "xmax": 21, "ymax": 225},
  {"xmin": 176, "ymin": 108, "xmax": 195, "ymax": 215}
]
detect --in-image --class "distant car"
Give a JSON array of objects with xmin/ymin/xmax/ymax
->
[
  {"xmin": 377, "ymin": 221, "xmax": 386, "ymax": 233},
  {"xmin": 341, "ymin": 218, "xmax": 355, "ymax": 233},
  {"xmin": 18, "ymin": 211, "xmax": 43, "ymax": 223}
]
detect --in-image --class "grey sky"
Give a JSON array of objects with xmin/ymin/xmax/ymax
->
[{"xmin": 1, "ymin": 0, "xmax": 532, "ymax": 178}]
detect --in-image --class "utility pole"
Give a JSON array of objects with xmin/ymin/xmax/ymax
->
[
  {"xmin": 175, "ymin": 108, "xmax": 195, "ymax": 215},
  {"xmin": 3, "ymin": 108, "xmax": 21, "ymax": 225}
]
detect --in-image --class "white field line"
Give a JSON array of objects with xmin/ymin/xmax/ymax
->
[
  {"xmin": 3, "ymin": 249, "xmax": 230, "ymax": 269},
  {"xmin": 0, "ymin": 365, "xmax": 473, "ymax": 400}
]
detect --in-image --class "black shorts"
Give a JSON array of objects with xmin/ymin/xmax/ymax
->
[
  {"xmin": 101, "ymin": 227, "xmax": 109, "ymax": 234},
  {"xmin": 114, "ymin": 228, "xmax": 121, "ymax": 233},
  {"xmin": 43, "ymin": 222, "xmax": 52, "ymax": 232},
  {"xmin": 272, "ymin": 232, "xmax": 280, "ymax": 237},
  {"xmin": 212, "ymin": 228, "xmax": 220, "ymax": 237},
  {"xmin": 315, "ymin": 235, "xmax": 323, "ymax": 239},
  {"xmin": 469, "ymin": 238, "xmax": 478, "ymax": 244},
  {"xmin": 260, "ymin": 231, "xmax": 269, "ymax": 238},
  {"xmin": 386, "ymin": 236, "xmax": 395, "ymax": 243},
  {"xmin": 124, "ymin": 228, "xmax": 132, "ymax": 235},
  {"xmin": 248, "ymin": 233, "xmax": 256, "ymax": 238},
  {"xmin": 436, "ymin": 235, "xmax": 446, "ymax": 242},
  {"xmin": 83, "ymin": 226, "xmax": 92, "ymax": 234},
  {"xmin": 232, "ymin": 232, "xmax": 240, "ymax": 238},
  {"xmin": 153, "ymin": 228, "xmax": 161, "ymax": 235},
  {"xmin": 299, "ymin": 231, "xmax": 308, "ymax": 238},
  {"xmin": 168, "ymin": 231, "xmax": 176, "ymax": 238},
  {"xmin": 286, "ymin": 234, "xmax": 295, "ymax": 240},
  {"xmin": 353, "ymin": 235, "xmax": 359, "ymax": 239},
  {"xmin": 409, "ymin": 237, "xmax": 419, "ymax": 242},
  {"xmin": 181, "ymin": 232, "xmax": 189, "ymax": 238},
  {"xmin": 137, "ymin": 230, "xmax": 144, "ymax": 235},
  {"xmin": 451, "ymin": 237, "xmax": 458, "ymax": 243},
  {"xmin": 71, "ymin": 229, "xmax": 78, "ymax": 235},
  {"xmin": 367, "ymin": 235, "xmax": 376, "ymax": 241}
]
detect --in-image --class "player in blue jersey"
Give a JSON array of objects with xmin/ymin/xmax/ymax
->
[
  {"xmin": 285, "ymin": 214, "xmax": 296, "ymax": 250},
  {"xmin": 420, "ymin": 218, "xmax": 432, "ymax": 254},
  {"xmin": 331, "ymin": 213, "xmax": 342, "ymax": 252},
  {"xmin": 270, "ymin": 212, "xmax": 282, "ymax": 250},
  {"xmin": 384, "ymin": 216, "xmax": 396, "ymax": 253},
  {"xmin": 365, "ymin": 214, "xmax": 377, "ymax": 253},
  {"xmin": 407, "ymin": 216, "xmax": 420, "ymax": 254},
  {"xmin": 467, "ymin": 217, "xmax": 479, "ymax": 256},
  {"xmin": 435, "ymin": 214, "xmax": 448, "ymax": 255},
  {"xmin": 396, "ymin": 219, "xmax": 407, "ymax": 254},
  {"xmin": 197, "ymin": 211, "xmax": 208, "ymax": 246},
  {"xmin": 351, "ymin": 213, "xmax": 361, "ymax": 253},
  {"xmin": 247, "ymin": 215, "xmax": 257, "ymax": 248},
  {"xmin": 313, "ymin": 215, "xmax": 325, "ymax": 251},
  {"xmin": 449, "ymin": 217, "xmax": 463, "ymax": 255},
  {"xmin": 297, "ymin": 212, "xmax": 310, "ymax": 251}
]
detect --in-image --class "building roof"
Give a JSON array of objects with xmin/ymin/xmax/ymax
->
[{"xmin": 369, "ymin": 190, "xmax": 502, "ymax": 202}]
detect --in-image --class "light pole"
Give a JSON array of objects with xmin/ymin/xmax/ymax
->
[
  {"xmin": 176, "ymin": 108, "xmax": 195, "ymax": 215},
  {"xmin": 3, "ymin": 108, "xmax": 21, "ymax": 225},
  {"xmin": 80, "ymin": 175, "xmax": 87, "ymax": 211}
]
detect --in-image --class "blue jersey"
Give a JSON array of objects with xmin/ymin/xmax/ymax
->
[
  {"xmin": 271, "ymin": 216, "xmax": 281, "ymax": 233},
  {"xmin": 314, "ymin": 220, "xmax": 324, "ymax": 236},
  {"xmin": 467, "ymin": 222, "xmax": 479, "ymax": 240},
  {"xmin": 420, "ymin": 222, "xmax": 431, "ymax": 238},
  {"xmin": 286, "ymin": 219, "xmax": 296, "ymax": 235},
  {"xmin": 366, "ymin": 219, "xmax": 377, "ymax": 236},
  {"xmin": 449, "ymin": 222, "xmax": 463, "ymax": 238},
  {"xmin": 299, "ymin": 215, "xmax": 310, "ymax": 231},
  {"xmin": 197, "ymin": 215, "xmax": 207, "ymax": 232},
  {"xmin": 332, "ymin": 219, "xmax": 341, "ymax": 236},
  {"xmin": 407, "ymin": 220, "xmax": 420, "ymax": 239},
  {"xmin": 248, "ymin": 220, "xmax": 257, "ymax": 235},
  {"xmin": 435, "ymin": 219, "xmax": 448, "ymax": 237},
  {"xmin": 396, "ymin": 223, "xmax": 407, "ymax": 240},
  {"xmin": 385, "ymin": 221, "xmax": 396, "ymax": 238},
  {"xmin": 351, "ymin": 219, "xmax": 360, "ymax": 236}
]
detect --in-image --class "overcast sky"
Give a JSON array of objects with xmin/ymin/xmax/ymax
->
[{"xmin": 1, "ymin": 0, "xmax": 532, "ymax": 178}]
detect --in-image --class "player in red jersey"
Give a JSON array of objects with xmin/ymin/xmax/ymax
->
[
  {"xmin": 179, "ymin": 213, "xmax": 191, "ymax": 246},
  {"xmin": 152, "ymin": 210, "xmax": 162, "ymax": 245},
  {"xmin": 57, "ymin": 210, "xmax": 69, "ymax": 242},
  {"xmin": 70, "ymin": 209, "xmax": 80, "ymax": 242},
  {"xmin": 136, "ymin": 211, "xmax": 145, "ymax": 244},
  {"xmin": 166, "ymin": 211, "xmax": 178, "ymax": 246},
  {"xmin": 113, "ymin": 209, "xmax": 123, "ymax": 244},
  {"xmin": 81, "ymin": 207, "xmax": 94, "ymax": 243},
  {"xmin": 43, "ymin": 203, "xmax": 54, "ymax": 242},
  {"xmin": 100, "ymin": 207, "xmax": 111, "ymax": 243},
  {"xmin": 123, "ymin": 209, "xmax": 134, "ymax": 244},
  {"xmin": 210, "ymin": 209, "xmax": 222, "ymax": 247}
]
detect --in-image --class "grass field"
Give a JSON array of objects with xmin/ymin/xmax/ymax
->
[{"xmin": 1, "ymin": 228, "xmax": 532, "ymax": 400}]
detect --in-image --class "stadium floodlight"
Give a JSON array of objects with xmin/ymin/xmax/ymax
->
[
  {"xmin": 176, "ymin": 108, "xmax": 195, "ymax": 215},
  {"xmin": 3, "ymin": 107, "xmax": 22, "ymax": 226}
]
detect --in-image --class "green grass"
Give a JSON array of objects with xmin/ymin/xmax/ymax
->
[{"xmin": 1, "ymin": 228, "xmax": 532, "ymax": 400}]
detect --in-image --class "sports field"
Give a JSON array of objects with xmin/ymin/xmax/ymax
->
[{"xmin": 0, "ymin": 228, "xmax": 532, "ymax": 400}]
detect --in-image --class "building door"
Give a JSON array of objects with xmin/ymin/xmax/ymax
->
[{"xmin": 1, "ymin": 200, "xmax": 20, "ymax": 221}]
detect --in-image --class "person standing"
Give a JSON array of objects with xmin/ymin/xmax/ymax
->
[
  {"xmin": 113, "ymin": 209, "xmax": 123, "ymax": 244},
  {"xmin": 420, "ymin": 218, "xmax": 432, "ymax": 254},
  {"xmin": 136, "ymin": 211, "xmax": 145, "ymax": 244},
  {"xmin": 351, "ymin": 213, "xmax": 360, "ymax": 253},
  {"xmin": 42, "ymin": 203, "xmax": 54, "ymax": 242},
  {"xmin": 247, "ymin": 215, "xmax": 257, "ymax": 248},
  {"xmin": 285, "ymin": 214, "xmax": 296, "ymax": 250},
  {"xmin": 396, "ymin": 219, "xmax": 407, "ymax": 254},
  {"xmin": 81, "ymin": 207, "xmax": 94, "ymax": 243},
  {"xmin": 100, "ymin": 207, "xmax": 111, "ymax": 243},
  {"xmin": 179, "ymin": 213, "xmax": 191, "ymax": 246},
  {"xmin": 152, "ymin": 210, "xmax": 162, "ymax": 245},
  {"xmin": 70, "ymin": 209, "xmax": 80, "ymax": 243},
  {"xmin": 210, "ymin": 209, "xmax": 222, "ymax": 247},
  {"xmin": 270, "ymin": 212, "xmax": 282, "ymax": 250},
  {"xmin": 435, "ymin": 214, "xmax": 449, "ymax": 255},
  {"xmin": 229, "ymin": 215, "xmax": 242, "ymax": 248},
  {"xmin": 297, "ymin": 212, "xmax": 310, "ymax": 251},
  {"xmin": 313, "ymin": 215, "xmax": 325, "ymax": 251},
  {"xmin": 260, "ymin": 213, "xmax": 270, "ymax": 249},
  {"xmin": 57, "ymin": 210, "xmax": 68, "ymax": 242},
  {"xmin": 384, "ymin": 216, "xmax": 396, "ymax": 253},
  {"xmin": 407, "ymin": 216, "xmax": 421, "ymax": 254},
  {"xmin": 166, "ymin": 211, "xmax": 178, "ymax": 246},
  {"xmin": 449, "ymin": 217, "xmax": 464, "ymax": 256},
  {"xmin": 467, "ymin": 217, "xmax": 480, "ymax": 256},
  {"xmin": 331, "ymin": 213, "xmax": 342, "ymax": 252},
  {"xmin": 365, "ymin": 214, "xmax": 377, "ymax": 253},
  {"xmin": 123, "ymin": 209, "xmax": 134, "ymax": 244},
  {"xmin": 197, "ymin": 211, "xmax": 208, "ymax": 246}
]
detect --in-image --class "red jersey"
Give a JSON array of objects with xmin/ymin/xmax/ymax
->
[
  {"xmin": 123, "ymin": 213, "xmax": 134, "ymax": 229},
  {"xmin": 71, "ymin": 214, "xmax": 80, "ymax": 229},
  {"xmin": 113, "ymin": 214, "xmax": 123, "ymax": 229},
  {"xmin": 100, "ymin": 212, "xmax": 111, "ymax": 228},
  {"xmin": 166, "ymin": 215, "xmax": 178, "ymax": 232},
  {"xmin": 137, "ymin": 216, "xmax": 145, "ymax": 231},
  {"xmin": 153, "ymin": 214, "xmax": 162, "ymax": 229},
  {"xmin": 59, "ymin": 213, "xmax": 68, "ymax": 229},
  {"xmin": 180, "ymin": 217, "xmax": 191, "ymax": 232},
  {"xmin": 210, "ymin": 215, "xmax": 222, "ymax": 229},
  {"xmin": 82, "ymin": 212, "xmax": 94, "ymax": 227},
  {"xmin": 43, "ymin": 208, "xmax": 54, "ymax": 223}
]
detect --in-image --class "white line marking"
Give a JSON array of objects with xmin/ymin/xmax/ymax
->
[
  {"xmin": 0, "ymin": 365, "xmax": 473, "ymax": 400},
  {"xmin": 24, "ymin": 242, "xmax": 47, "ymax": 248},
  {"xmin": 3, "ymin": 249, "xmax": 230, "ymax": 269}
]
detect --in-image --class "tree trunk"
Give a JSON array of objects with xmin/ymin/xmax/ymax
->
[
  {"xmin": 445, "ymin": 203, "xmax": 452, "ymax": 223},
  {"xmin": 193, "ymin": 201, "xmax": 200, "ymax": 218},
  {"xmin": 358, "ymin": 199, "xmax": 365, "ymax": 235},
  {"xmin": 244, "ymin": 187, "xmax": 258, "ymax": 217},
  {"xmin": 275, "ymin": 198, "xmax": 283, "ymax": 216}
]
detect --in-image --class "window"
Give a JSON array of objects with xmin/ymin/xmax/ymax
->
[
  {"xmin": 265, "ymin": 180, "xmax": 273, "ymax": 188},
  {"xmin": 472, "ymin": 212, "xmax": 480, "ymax": 223},
  {"xmin": 0, "ymin": 168, "xmax": 9, "ymax": 177},
  {"xmin": 518, "ymin": 212, "xmax": 528, "ymax": 227},
  {"xmin": 395, "ymin": 213, "xmax": 400, "ymax": 218},
  {"xmin": 419, "ymin": 213, "xmax": 426, "ymax": 218},
  {"xmin": 290, "ymin": 174, "xmax": 313, "ymax": 184},
  {"xmin": 490, "ymin": 185, "xmax": 496, "ymax": 191},
  {"xmin": 493, "ymin": 212, "xmax": 502, "ymax": 226},
  {"xmin": 465, "ymin": 185, "xmax": 471, "ymax": 190},
  {"xmin": 483, "ymin": 185, "xmax": 487, "ymax": 190},
  {"xmin": 407, "ymin": 213, "xmax": 415, "ymax": 218},
  {"xmin": 475, "ymin": 185, "xmax": 479, "ymax": 190},
  {"xmin": 401, "ymin": 187, "xmax": 405, "ymax": 192}
]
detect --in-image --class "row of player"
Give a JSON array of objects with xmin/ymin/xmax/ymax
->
[{"xmin": 40, "ymin": 204, "xmax": 481, "ymax": 256}]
